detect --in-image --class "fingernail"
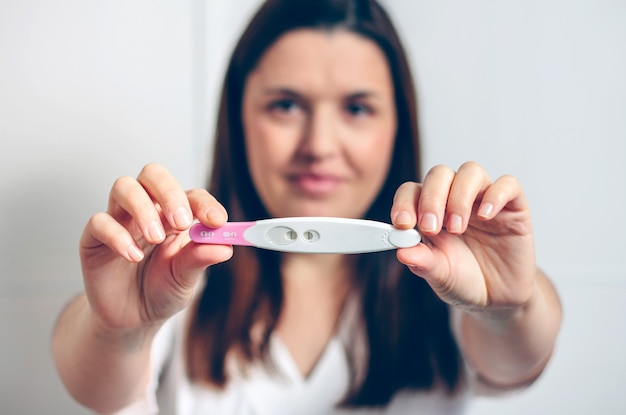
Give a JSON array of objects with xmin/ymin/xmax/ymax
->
[
  {"xmin": 395, "ymin": 211, "xmax": 412, "ymax": 226},
  {"xmin": 448, "ymin": 214, "xmax": 462, "ymax": 233},
  {"xmin": 128, "ymin": 244, "xmax": 144, "ymax": 262},
  {"xmin": 148, "ymin": 221, "xmax": 166, "ymax": 242},
  {"xmin": 478, "ymin": 203, "xmax": 493, "ymax": 218},
  {"xmin": 173, "ymin": 207, "xmax": 192, "ymax": 228},
  {"xmin": 420, "ymin": 213, "xmax": 438, "ymax": 233}
]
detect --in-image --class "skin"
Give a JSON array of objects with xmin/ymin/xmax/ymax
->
[
  {"xmin": 242, "ymin": 29, "xmax": 396, "ymax": 220},
  {"xmin": 51, "ymin": 29, "xmax": 561, "ymax": 413}
]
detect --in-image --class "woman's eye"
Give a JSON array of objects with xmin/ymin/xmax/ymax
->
[
  {"xmin": 345, "ymin": 102, "xmax": 372, "ymax": 118},
  {"xmin": 268, "ymin": 99, "xmax": 300, "ymax": 114}
]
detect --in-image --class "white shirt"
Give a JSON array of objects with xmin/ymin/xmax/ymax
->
[{"xmin": 115, "ymin": 297, "xmax": 477, "ymax": 415}]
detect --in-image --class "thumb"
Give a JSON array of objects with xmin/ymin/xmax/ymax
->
[
  {"xmin": 171, "ymin": 243, "xmax": 234, "ymax": 291},
  {"xmin": 396, "ymin": 242, "xmax": 453, "ymax": 297}
]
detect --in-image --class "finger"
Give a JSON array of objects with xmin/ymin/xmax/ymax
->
[
  {"xmin": 81, "ymin": 212, "xmax": 145, "ymax": 263},
  {"xmin": 396, "ymin": 243, "xmax": 453, "ymax": 296},
  {"xmin": 137, "ymin": 163, "xmax": 193, "ymax": 231},
  {"xmin": 108, "ymin": 175, "xmax": 166, "ymax": 244},
  {"xmin": 165, "ymin": 238, "xmax": 234, "ymax": 292},
  {"xmin": 390, "ymin": 181, "xmax": 420, "ymax": 229},
  {"xmin": 417, "ymin": 165, "xmax": 455, "ymax": 235},
  {"xmin": 396, "ymin": 243, "xmax": 437, "ymax": 276},
  {"xmin": 477, "ymin": 174, "xmax": 527, "ymax": 220},
  {"xmin": 445, "ymin": 161, "xmax": 491, "ymax": 234},
  {"xmin": 186, "ymin": 188, "xmax": 228, "ymax": 227},
  {"xmin": 146, "ymin": 232, "xmax": 233, "ymax": 290}
]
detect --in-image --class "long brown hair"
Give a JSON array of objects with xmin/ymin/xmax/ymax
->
[{"xmin": 186, "ymin": 0, "xmax": 462, "ymax": 406}]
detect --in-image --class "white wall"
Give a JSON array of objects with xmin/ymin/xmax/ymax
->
[
  {"xmin": 384, "ymin": 0, "xmax": 626, "ymax": 286},
  {"xmin": 0, "ymin": 1, "xmax": 199, "ymax": 413},
  {"xmin": 384, "ymin": 1, "xmax": 626, "ymax": 413},
  {"xmin": 1, "ymin": 0, "xmax": 624, "ymax": 413},
  {"xmin": 383, "ymin": 3, "xmax": 626, "ymax": 412}
]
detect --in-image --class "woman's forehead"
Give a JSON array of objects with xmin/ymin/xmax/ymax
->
[{"xmin": 246, "ymin": 28, "xmax": 393, "ymax": 96}]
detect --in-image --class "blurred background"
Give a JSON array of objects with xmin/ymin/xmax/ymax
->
[{"xmin": 1, "ymin": 0, "xmax": 624, "ymax": 413}]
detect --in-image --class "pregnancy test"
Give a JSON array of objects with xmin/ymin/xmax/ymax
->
[{"xmin": 189, "ymin": 217, "xmax": 420, "ymax": 254}]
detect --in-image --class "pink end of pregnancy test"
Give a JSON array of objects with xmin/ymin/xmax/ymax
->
[{"xmin": 188, "ymin": 221, "xmax": 255, "ymax": 246}]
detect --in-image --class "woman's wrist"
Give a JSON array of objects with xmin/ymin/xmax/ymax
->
[
  {"xmin": 457, "ymin": 268, "xmax": 561, "ymax": 386},
  {"xmin": 463, "ymin": 276, "xmax": 540, "ymax": 329},
  {"xmin": 82, "ymin": 297, "xmax": 162, "ymax": 355}
]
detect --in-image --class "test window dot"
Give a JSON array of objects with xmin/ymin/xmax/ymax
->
[{"xmin": 303, "ymin": 230, "xmax": 320, "ymax": 242}]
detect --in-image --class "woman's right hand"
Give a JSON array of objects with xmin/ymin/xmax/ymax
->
[{"xmin": 79, "ymin": 163, "xmax": 234, "ymax": 333}]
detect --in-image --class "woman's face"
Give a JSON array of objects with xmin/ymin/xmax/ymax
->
[{"xmin": 242, "ymin": 29, "xmax": 397, "ymax": 219}]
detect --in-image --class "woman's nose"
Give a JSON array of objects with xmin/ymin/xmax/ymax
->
[{"xmin": 299, "ymin": 106, "xmax": 339, "ymax": 160}]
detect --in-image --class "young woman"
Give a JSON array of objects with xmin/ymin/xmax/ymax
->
[{"xmin": 52, "ymin": 1, "xmax": 562, "ymax": 413}]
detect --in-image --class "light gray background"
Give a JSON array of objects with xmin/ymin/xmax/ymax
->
[{"xmin": 1, "ymin": 0, "xmax": 624, "ymax": 414}]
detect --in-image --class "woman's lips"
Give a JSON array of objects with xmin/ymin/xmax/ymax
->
[{"xmin": 288, "ymin": 173, "xmax": 344, "ymax": 196}]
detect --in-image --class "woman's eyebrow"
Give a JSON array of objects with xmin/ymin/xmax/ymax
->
[
  {"xmin": 261, "ymin": 88, "xmax": 381, "ymax": 100},
  {"xmin": 262, "ymin": 87, "xmax": 301, "ymax": 96},
  {"xmin": 263, "ymin": 87, "xmax": 380, "ymax": 99},
  {"xmin": 346, "ymin": 91, "xmax": 379, "ymax": 100}
]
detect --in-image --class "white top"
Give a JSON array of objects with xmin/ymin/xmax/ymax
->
[{"xmin": 113, "ymin": 295, "xmax": 502, "ymax": 415}]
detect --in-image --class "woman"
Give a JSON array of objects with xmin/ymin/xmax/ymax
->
[{"xmin": 52, "ymin": 0, "xmax": 562, "ymax": 414}]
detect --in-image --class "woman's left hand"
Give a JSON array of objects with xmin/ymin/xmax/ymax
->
[{"xmin": 392, "ymin": 162, "xmax": 537, "ymax": 311}]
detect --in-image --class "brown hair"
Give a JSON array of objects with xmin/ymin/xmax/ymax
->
[{"xmin": 186, "ymin": 0, "xmax": 462, "ymax": 406}]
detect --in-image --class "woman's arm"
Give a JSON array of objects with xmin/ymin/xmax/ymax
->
[
  {"xmin": 392, "ymin": 162, "xmax": 562, "ymax": 387},
  {"xmin": 52, "ymin": 294, "xmax": 158, "ymax": 413},
  {"xmin": 51, "ymin": 164, "xmax": 233, "ymax": 412}
]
